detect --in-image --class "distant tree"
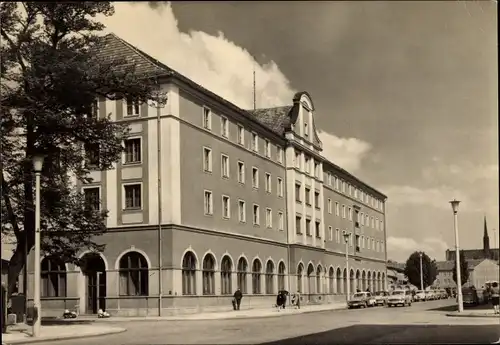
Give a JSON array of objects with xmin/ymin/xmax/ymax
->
[
  {"xmin": 404, "ymin": 252, "xmax": 438, "ymax": 289},
  {"xmin": 452, "ymin": 252, "xmax": 470, "ymax": 286}
]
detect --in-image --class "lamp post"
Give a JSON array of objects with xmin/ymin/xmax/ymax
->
[
  {"xmin": 419, "ymin": 252, "xmax": 424, "ymax": 291},
  {"xmin": 343, "ymin": 232, "xmax": 351, "ymax": 302},
  {"xmin": 32, "ymin": 154, "xmax": 44, "ymax": 337},
  {"xmin": 450, "ymin": 199, "xmax": 463, "ymax": 313},
  {"xmin": 148, "ymin": 89, "xmax": 168, "ymax": 317}
]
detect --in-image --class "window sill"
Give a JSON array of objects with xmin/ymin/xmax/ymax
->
[
  {"xmin": 123, "ymin": 208, "xmax": 142, "ymax": 212},
  {"xmin": 222, "ymin": 216, "xmax": 230, "ymax": 220},
  {"xmin": 203, "ymin": 169, "xmax": 212, "ymax": 174},
  {"xmin": 239, "ymin": 220, "xmax": 246, "ymax": 224},
  {"xmin": 253, "ymin": 223, "xmax": 260, "ymax": 227},
  {"xmin": 222, "ymin": 175, "xmax": 229, "ymax": 179},
  {"xmin": 124, "ymin": 114, "xmax": 140, "ymax": 118},
  {"xmin": 306, "ymin": 234, "xmax": 312, "ymax": 237},
  {"xmin": 123, "ymin": 161, "xmax": 142, "ymax": 166},
  {"xmin": 204, "ymin": 213, "xmax": 213, "ymax": 217}
]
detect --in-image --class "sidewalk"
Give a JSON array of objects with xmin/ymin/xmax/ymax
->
[
  {"xmin": 2, "ymin": 324, "xmax": 126, "ymax": 345},
  {"xmin": 446, "ymin": 309, "xmax": 500, "ymax": 318},
  {"xmin": 87, "ymin": 302, "xmax": 347, "ymax": 322}
]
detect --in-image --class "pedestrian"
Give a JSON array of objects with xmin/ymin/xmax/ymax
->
[
  {"xmin": 233, "ymin": 288, "xmax": 243, "ymax": 311},
  {"xmin": 490, "ymin": 282, "xmax": 499, "ymax": 315}
]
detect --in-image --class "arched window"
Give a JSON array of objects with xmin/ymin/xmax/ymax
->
[
  {"xmin": 307, "ymin": 263, "xmax": 314, "ymax": 294},
  {"xmin": 182, "ymin": 251, "xmax": 197, "ymax": 295},
  {"xmin": 297, "ymin": 263, "xmax": 304, "ymax": 293},
  {"xmin": 343, "ymin": 268, "xmax": 348, "ymax": 294},
  {"xmin": 220, "ymin": 256, "xmax": 232, "ymax": 295},
  {"xmin": 367, "ymin": 271, "xmax": 372, "ymax": 291},
  {"xmin": 382, "ymin": 273, "xmax": 386, "ymax": 290},
  {"xmin": 278, "ymin": 262, "xmax": 286, "ymax": 291},
  {"xmin": 237, "ymin": 257, "xmax": 248, "ymax": 293},
  {"xmin": 252, "ymin": 259, "xmax": 262, "ymax": 294},
  {"xmin": 316, "ymin": 265, "xmax": 322, "ymax": 294},
  {"xmin": 265, "ymin": 261, "xmax": 274, "ymax": 294},
  {"xmin": 119, "ymin": 252, "xmax": 149, "ymax": 296},
  {"xmin": 202, "ymin": 254, "xmax": 216, "ymax": 295},
  {"xmin": 336, "ymin": 268, "xmax": 342, "ymax": 294},
  {"xmin": 41, "ymin": 257, "xmax": 67, "ymax": 297},
  {"xmin": 329, "ymin": 267, "xmax": 334, "ymax": 294}
]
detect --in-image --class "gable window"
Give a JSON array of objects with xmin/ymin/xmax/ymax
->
[
  {"xmin": 238, "ymin": 200, "xmax": 246, "ymax": 222},
  {"xmin": 266, "ymin": 208, "xmax": 272, "ymax": 228},
  {"xmin": 252, "ymin": 133, "xmax": 258, "ymax": 152},
  {"xmin": 237, "ymin": 125, "xmax": 245, "ymax": 145},
  {"xmin": 265, "ymin": 140, "xmax": 271, "ymax": 158},
  {"xmin": 203, "ymin": 147, "xmax": 212, "ymax": 172},
  {"xmin": 124, "ymin": 184, "xmax": 141, "ymax": 209},
  {"xmin": 126, "ymin": 98, "xmax": 140, "ymax": 116},
  {"xmin": 237, "ymin": 161, "xmax": 245, "ymax": 183},
  {"xmin": 124, "ymin": 138, "xmax": 141, "ymax": 163},
  {"xmin": 277, "ymin": 147, "xmax": 283, "ymax": 163},
  {"xmin": 278, "ymin": 212, "xmax": 284, "ymax": 231},
  {"xmin": 295, "ymin": 215, "xmax": 302, "ymax": 234},
  {"xmin": 253, "ymin": 204, "xmax": 260, "ymax": 225},
  {"xmin": 221, "ymin": 154, "xmax": 229, "ymax": 178},
  {"xmin": 304, "ymin": 122, "xmax": 309, "ymax": 137},
  {"xmin": 295, "ymin": 183, "xmax": 301, "ymax": 202},
  {"xmin": 252, "ymin": 167, "xmax": 259, "ymax": 188},
  {"xmin": 265, "ymin": 173, "xmax": 271, "ymax": 193},
  {"xmin": 203, "ymin": 107, "xmax": 211, "ymax": 130},
  {"xmin": 221, "ymin": 116, "xmax": 228, "ymax": 137},
  {"xmin": 222, "ymin": 195, "xmax": 230, "ymax": 219},
  {"xmin": 84, "ymin": 187, "xmax": 100, "ymax": 211},
  {"xmin": 277, "ymin": 177, "xmax": 283, "ymax": 197},
  {"xmin": 204, "ymin": 190, "xmax": 213, "ymax": 215}
]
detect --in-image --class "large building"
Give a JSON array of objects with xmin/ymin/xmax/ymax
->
[
  {"xmin": 434, "ymin": 259, "xmax": 499, "ymax": 289},
  {"xmin": 27, "ymin": 33, "xmax": 388, "ymax": 317}
]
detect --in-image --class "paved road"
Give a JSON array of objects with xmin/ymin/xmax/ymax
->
[{"xmin": 23, "ymin": 300, "xmax": 500, "ymax": 345}]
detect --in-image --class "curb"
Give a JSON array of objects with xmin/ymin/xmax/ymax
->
[
  {"xmin": 445, "ymin": 312, "xmax": 499, "ymax": 318},
  {"xmin": 4, "ymin": 327, "xmax": 127, "ymax": 345}
]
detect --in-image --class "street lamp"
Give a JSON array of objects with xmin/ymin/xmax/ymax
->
[
  {"xmin": 343, "ymin": 232, "xmax": 351, "ymax": 302},
  {"xmin": 32, "ymin": 154, "xmax": 45, "ymax": 337},
  {"xmin": 419, "ymin": 252, "xmax": 424, "ymax": 291},
  {"xmin": 450, "ymin": 199, "xmax": 463, "ymax": 313}
]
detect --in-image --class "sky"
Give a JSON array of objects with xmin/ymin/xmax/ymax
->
[{"xmin": 100, "ymin": 1, "xmax": 498, "ymax": 263}]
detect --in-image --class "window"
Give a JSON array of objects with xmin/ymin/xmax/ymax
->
[
  {"xmin": 119, "ymin": 252, "xmax": 149, "ymax": 296},
  {"xmin": 84, "ymin": 143, "xmax": 100, "ymax": 166},
  {"xmin": 203, "ymin": 107, "xmax": 211, "ymax": 130},
  {"xmin": 203, "ymin": 147, "xmax": 212, "ymax": 172},
  {"xmin": 306, "ymin": 219, "xmax": 311, "ymax": 236},
  {"xmin": 314, "ymin": 191, "xmax": 320, "ymax": 208},
  {"xmin": 126, "ymin": 98, "xmax": 140, "ymax": 116},
  {"xmin": 253, "ymin": 204, "xmax": 260, "ymax": 225},
  {"xmin": 278, "ymin": 262, "xmax": 286, "ymax": 291},
  {"xmin": 252, "ymin": 259, "xmax": 262, "ymax": 294},
  {"xmin": 277, "ymin": 177, "xmax": 283, "ymax": 197},
  {"xmin": 360, "ymin": 212, "xmax": 364, "ymax": 226},
  {"xmin": 266, "ymin": 208, "xmax": 272, "ymax": 228},
  {"xmin": 349, "ymin": 232, "xmax": 353, "ymax": 246},
  {"xmin": 372, "ymin": 238, "xmax": 375, "ymax": 249},
  {"xmin": 265, "ymin": 261, "xmax": 274, "ymax": 294},
  {"xmin": 361, "ymin": 236, "xmax": 365, "ymax": 248},
  {"xmin": 365, "ymin": 214, "xmax": 369, "ymax": 226},
  {"xmin": 221, "ymin": 116, "xmax": 228, "ymax": 137},
  {"xmin": 237, "ymin": 258, "xmax": 248, "ymax": 293},
  {"xmin": 222, "ymin": 195, "xmax": 230, "ymax": 219},
  {"xmin": 295, "ymin": 183, "xmax": 302, "ymax": 202},
  {"xmin": 342, "ymin": 181, "xmax": 346, "ymax": 193},
  {"xmin": 221, "ymin": 256, "xmax": 232, "ymax": 295},
  {"xmin": 304, "ymin": 122, "xmax": 308, "ymax": 137},
  {"xmin": 124, "ymin": 184, "xmax": 141, "ymax": 209},
  {"xmin": 314, "ymin": 163, "xmax": 320, "ymax": 178},
  {"xmin": 182, "ymin": 251, "xmax": 197, "ymax": 295},
  {"xmin": 348, "ymin": 184, "xmax": 352, "ymax": 196},
  {"xmin": 202, "ymin": 254, "xmax": 216, "ymax": 295},
  {"xmin": 335, "ymin": 176, "xmax": 340, "ymax": 190},
  {"xmin": 354, "ymin": 188, "xmax": 358, "ymax": 199},
  {"xmin": 124, "ymin": 138, "xmax": 141, "ymax": 163},
  {"xmin": 237, "ymin": 161, "xmax": 245, "ymax": 183},
  {"xmin": 367, "ymin": 237, "xmax": 371, "ymax": 249},
  {"xmin": 252, "ymin": 133, "xmax": 258, "ymax": 152},
  {"xmin": 83, "ymin": 187, "xmax": 100, "ymax": 211},
  {"xmin": 252, "ymin": 167, "xmax": 259, "ymax": 188},
  {"xmin": 204, "ymin": 190, "xmax": 213, "ymax": 215},
  {"xmin": 305, "ymin": 157, "xmax": 310, "ymax": 174},
  {"xmin": 238, "ymin": 125, "xmax": 245, "ymax": 145},
  {"xmin": 221, "ymin": 154, "xmax": 229, "ymax": 178},
  {"xmin": 90, "ymin": 98, "xmax": 99, "ymax": 119},
  {"xmin": 336, "ymin": 228, "xmax": 340, "ymax": 243},
  {"xmin": 335, "ymin": 202, "xmax": 340, "ymax": 216},
  {"xmin": 348, "ymin": 207, "xmax": 352, "ymax": 221},
  {"xmin": 328, "ymin": 226, "xmax": 333, "ymax": 241},
  {"xmin": 265, "ymin": 173, "xmax": 271, "ymax": 193},
  {"xmin": 380, "ymin": 220, "xmax": 384, "ymax": 231},
  {"xmin": 328, "ymin": 199, "xmax": 332, "ymax": 214},
  {"xmin": 238, "ymin": 200, "xmax": 246, "ymax": 222},
  {"xmin": 315, "ymin": 221, "xmax": 320, "ymax": 238},
  {"xmin": 265, "ymin": 140, "xmax": 271, "ymax": 157},
  {"xmin": 277, "ymin": 147, "xmax": 283, "ymax": 163},
  {"xmin": 278, "ymin": 212, "xmax": 284, "ymax": 231},
  {"xmin": 327, "ymin": 172, "xmax": 332, "ymax": 185},
  {"xmin": 371, "ymin": 217, "xmax": 375, "ymax": 228},
  {"xmin": 41, "ymin": 257, "xmax": 67, "ymax": 297},
  {"xmin": 342, "ymin": 205, "xmax": 346, "ymax": 218},
  {"xmin": 375, "ymin": 218, "xmax": 379, "ymax": 230},
  {"xmin": 305, "ymin": 187, "xmax": 311, "ymax": 205},
  {"xmin": 295, "ymin": 151, "xmax": 301, "ymax": 168},
  {"xmin": 355, "ymin": 235, "xmax": 360, "ymax": 252},
  {"xmin": 296, "ymin": 215, "xmax": 302, "ymax": 234}
]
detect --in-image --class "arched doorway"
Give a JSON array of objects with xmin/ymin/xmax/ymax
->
[
  {"xmin": 307, "ymin": 263, "xmax": 315, "ymax": 300},
  {"xmin": 81, "ymin": 253, "xmax": 106, "ymax": 314}
]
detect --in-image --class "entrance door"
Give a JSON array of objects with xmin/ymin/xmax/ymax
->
[{"xmin": 81, "ymin": 253, "xmax": 106, "ymax": 314}]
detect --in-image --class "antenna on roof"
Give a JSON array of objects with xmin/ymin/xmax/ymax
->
[{"xmin": 253, "ymin": 62, "xmax": 256, "ymax": 110}]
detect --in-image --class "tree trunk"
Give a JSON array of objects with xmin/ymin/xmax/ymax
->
[{"xmin": 7, "ymin": 242, "xmax": 30, "ymax": 297}]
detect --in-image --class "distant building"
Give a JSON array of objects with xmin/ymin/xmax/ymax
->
[{"xmin": 434, "ymin": 258, "xmax": 499, "ymax": 289}]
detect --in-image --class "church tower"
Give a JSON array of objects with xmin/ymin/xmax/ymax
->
[{"xmin": 483, "ymin": 216, "xmax": 490, "ymax": 257}]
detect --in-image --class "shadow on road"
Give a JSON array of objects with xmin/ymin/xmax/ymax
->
[
  {"xmin": 259, "ymin": 325, "xmax": 500, "ymax": 345},
  {"xmin": 427, "ymin": 304, "xmax": 493, "ymax": 312}
]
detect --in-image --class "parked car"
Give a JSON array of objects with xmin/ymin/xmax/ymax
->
[
  {"xmin": 387, "ymin": 290, "xmax": 412, "ymax": 307},
  {"xmin": 413, "ymin": 290, "xmax": 427, "ymax": 302},
  {"xmin": 461, "ymin": 287, "xmax": 479, "ymax": 306},
  {"xmin": 427, "ymin": 290, "xmax": 437, "ymax": 300},
  {"xmin": 374, "ymin": 291, "xmax": 389, "ymax": 306},
  {"xmin": 347, "ymin": 292, "xmax": 376, "ymax": 309}
]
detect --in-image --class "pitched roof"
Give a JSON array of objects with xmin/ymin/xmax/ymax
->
[
  {"xmin": 435, "ymin": 260, "xmax": 454, "ymax": 271},
  {"xmin": 247, "ymin": 106, "xmax": 293, "ymax": 135}
]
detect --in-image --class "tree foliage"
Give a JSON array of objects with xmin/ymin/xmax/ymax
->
[
  {"xmin": 403, "ymin": 251, "xmax": 438, "ymax": 289},
  {"xmin": 452, "ymin": 252, "xmax": 470, "ymax": 286},
  {"xmin": 1, "ymin": 2, "xmax": 157, "ymax": 295}
]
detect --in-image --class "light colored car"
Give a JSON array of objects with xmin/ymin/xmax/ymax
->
[
  {"xmin": 387, "ymin": 290, "xmax": 412, "ymax": 307},
  {"xmin": 427, "ymin": 290, "xmax": 436, "ymax": 300},
  {"xmin": 413, "ymin": 290, "xmax": 427, "ymax": 302},
  {"xmin": 347, "ymin": 292, "xmax": 376, "ymax": 309},
  {"xmin": 374, "ymin": 291, "xmax": 389, "ymax": 306}
]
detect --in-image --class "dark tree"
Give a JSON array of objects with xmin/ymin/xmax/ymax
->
[
  {"xmin": 403, "ymin": 251, "xmax": 438, "ymax": 289},
  {"xmin": 1, "ymin": 2, "xmax": 157, "ymax": 296},
  {"xmin": 452, "ymin": 252, "xmax": 470, "ymax": 286}
]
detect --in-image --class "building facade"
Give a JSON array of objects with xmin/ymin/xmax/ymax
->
[
  {"xmin": 27, "ymin": 34, "xmax": 388, "ymax": 317},
  {"xmin": 434, "ymin": 259, "xmax": 499, "ymax": 289}
]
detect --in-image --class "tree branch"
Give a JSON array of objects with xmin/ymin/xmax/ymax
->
[{"xmin": 1, "ymin": 172, "xmax": 21, "ymax": 237}]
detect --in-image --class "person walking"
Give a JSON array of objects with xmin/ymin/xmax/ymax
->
[
  {"xmin": 490, "ymin": 282, "xmax": 499, "ymax": 315},
  {"xmin": 233, "ymin": 288, "xmax": 243, "ymax": 311}
]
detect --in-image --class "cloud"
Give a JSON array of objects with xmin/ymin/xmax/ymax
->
[
  {"xmin": 381, "ymin": 185, "xmax": 471, "ymax": 210},
  {"xmin": 100, "ymin": 2, "xmax": 373, "ymax": 173},
  {"xmin": 387, "ymin": 236, "xmax": 449, "ymax": 262},
  {"xmin": 422, "ymin": 161, "xmax": 498, "ymax": 184}
]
